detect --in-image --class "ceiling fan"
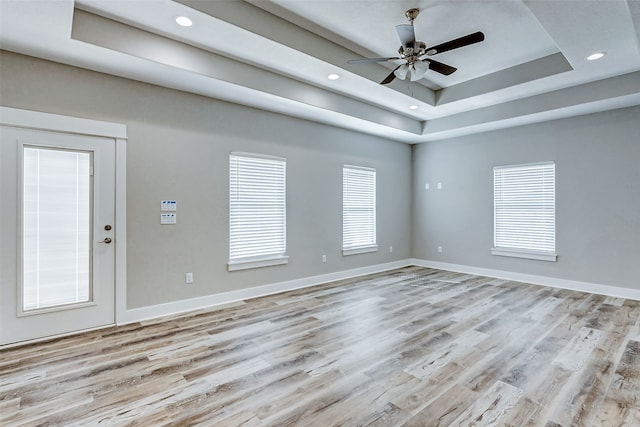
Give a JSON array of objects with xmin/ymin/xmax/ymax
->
[{"xmin": 347, "ymin": 8, "xmax": 485, "ymax": 84}]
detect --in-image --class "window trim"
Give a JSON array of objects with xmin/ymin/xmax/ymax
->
[
  {"xmin": 228, "ymin": 152, "xmax": 288, "ymax": 271},
  {"xmin": 342, "ymin": 165, "xmax": 378, "ymax": 256},
  {"xmin": 228, "ymin": 254, "xmax": 289, "ymax": 272},
  {"xmin": 343, "ymin": 245, "xmax": 378, "ymax": 256},
  {"xmin": 490, "ymin": 247, "xmax": 557, "ymax": 262},
  {"xmin": 492, "ymin": 161, "xmax": 557, "ymax": 262}
]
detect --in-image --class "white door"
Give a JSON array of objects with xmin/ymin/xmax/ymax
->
[{"xmin": 1, "ymin": 126, "xmax": 116, "ymax": 345}]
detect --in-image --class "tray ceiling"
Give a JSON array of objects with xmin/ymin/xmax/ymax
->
[{"xmin": 1, "ymin": 0, "xmax": 639, "ymax": 143}]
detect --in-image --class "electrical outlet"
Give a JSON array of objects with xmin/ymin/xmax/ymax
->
[
  {"xmin": 389, "ymin": 246, "xmax": 393, "ymax": 253},
  {"xmin": 437, "ymin": 246, "xmax": 443, "ymax": 253},
  {"xmin": 185, "ymin": 272, "xmax": 193, "ymax": 284},
  {"xmin": 322, "ymin": 254, "xmax": 327, "ymax": 263},
  {"xmin": 425, "ymin": 183, "xmax": 429, "ymax": 190},
  {"xmin": 437, "ymin": 182, "xmax": 442, "ymax": 190}
]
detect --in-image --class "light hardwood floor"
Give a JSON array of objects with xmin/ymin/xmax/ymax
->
[{"xmin": 2, "ymin": 267, "xmax": 640, "ymax": 426}]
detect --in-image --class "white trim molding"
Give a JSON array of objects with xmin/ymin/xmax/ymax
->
[
  {"xmin": 343, "ymin": 245, "xmax": 378, "ymax": 256},
  {"xmin": 491, "ymin": 247, "xmax": 557, "ymax": 262},
  {"xmin": 119, "ymin": 259, "xmax": 413, "ymax": 324},
  {"xmin": 114, "ymin": 138, "xmax": 128, "ymax": 325},
  {"xmin": 0, "ymin": 106, "xmax": 127, "ymax": 139},
  {"xmin": 410, "ymin": 258, "xmax": 640, "ymax": 301},
  {"xmin": 228, "ymin": 255, "xmax": 289, "ymax": 272}
]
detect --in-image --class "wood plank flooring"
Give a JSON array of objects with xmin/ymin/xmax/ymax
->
[{"xmin": 2, "ymin": 266, "xmax": 640, "ymax": 426}]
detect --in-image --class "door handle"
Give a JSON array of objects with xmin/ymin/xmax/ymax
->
[{"xmin": 98, "ymin": 237, "xmax": 112, "ymax": 244}]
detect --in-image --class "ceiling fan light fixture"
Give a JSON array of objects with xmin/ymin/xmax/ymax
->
[
  {"xmin": 410, "ymin": 61, "xmax": 429, "ymax": 81},
  {"xmin": 394, "ymin": 64, "xmax": 410, "ymax": 80}
]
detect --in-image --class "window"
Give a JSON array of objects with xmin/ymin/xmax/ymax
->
[
  {"xmin": 229, "ymin": 153, "xmax": 287, "ymax": 271},
  {"xmin": 493, "ymin": 162, "xmax": 556, "ymax": 261},
  {"xmin": 343, "ymin": 165, "xmax": 377, "ymax": 255}
]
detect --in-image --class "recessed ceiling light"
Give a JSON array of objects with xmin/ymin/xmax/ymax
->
[
  {"xmin": 327, "ymin": 73, "xmax": 340, "ymax": 80},
  {"xmin": 175, "ymin": 16, "xmax": 193, "ymax": 27},
  {"xmin": 409, "ymin": 105, "xmax": 419, "ymax": 110},
  {"xmin": 586, "ymin": 51, "xmax": 606, "ymax": 61}
]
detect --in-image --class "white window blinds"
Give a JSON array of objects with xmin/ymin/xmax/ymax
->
[
  {"xmin": 493, "ymin": 162, "xmax": 556, "ymax": 261},
  {"xmin": 343, "ymin": 166, "xmax": 377, "ymax": 255},
  {"xmin": 229, "ymin": 153, "xmax": 287, "ymax": 270},
  {"xmin": 22, "ymin": 147, "xmax": 92, "ymax": 311}
]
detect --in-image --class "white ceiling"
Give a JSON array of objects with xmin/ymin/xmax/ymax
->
[{"xmin": 1, "ymin": 0, "xmax": 639, "ymax": 143}]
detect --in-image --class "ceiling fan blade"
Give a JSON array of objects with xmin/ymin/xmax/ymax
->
[
  {"xmin": 428, "ymin": 31, "xmax": 485, "ymax": 55},
  {"xmin": 396, "ymin": 24, "xmax": 415, "ymax": 49},
  {"xmin": 347, "ymin": 57, "xmax": 400, "ymax": 64},
  {"xmin": 426, "ymin": 59, "xmax": 457, "ymax": 76},
  {"xmin": 380, "ymin": 65, "xmax": 401, "ymax": 85}
]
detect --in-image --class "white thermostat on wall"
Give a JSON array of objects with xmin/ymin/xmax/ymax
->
[
  {"xmin": 160, "ymin": 213, "xmax": 177, "ymax": 225},
  {"xmin": 161, "ymin": 200, "xmax": 177, "ymax": 211}
]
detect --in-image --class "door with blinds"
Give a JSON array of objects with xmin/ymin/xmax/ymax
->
[{"xmin": 0, "ymin": 126, "xmax": 116, "ymax": 345}]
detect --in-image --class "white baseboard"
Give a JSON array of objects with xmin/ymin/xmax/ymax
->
[
  {"xmin": 117, "ymin": 259, "xmax": 413, "ymax": 325},
  {"xmin": 409, "ymin": 258, "xmax": 640, "ymax": 301},
  {"xmin": 118, "ymin": 257, "xmax": 640, "ymax": 325}
]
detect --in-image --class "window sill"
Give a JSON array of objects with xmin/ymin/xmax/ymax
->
[
  {"xmin": 491, "ymin": 247, "xmax": 557, "ymax": 262},
  {"xmin": 343, "ymin": 245, "xmax": 378, "ymax": 256},
  {"xmin": 228, "ymin": 255, "xmax": 289, "ymax": 271}
]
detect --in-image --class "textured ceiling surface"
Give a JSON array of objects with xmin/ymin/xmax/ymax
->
[{"xmin": 1, "ymin": 0, "xmax": 639, "ymax": 143}]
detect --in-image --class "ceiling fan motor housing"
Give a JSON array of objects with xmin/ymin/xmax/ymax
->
[{"xmin": 399, "ymin": 41, "xmax": 428, "ymax": 61}]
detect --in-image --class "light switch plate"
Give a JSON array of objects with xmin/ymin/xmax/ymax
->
[
  {"xmin": 161, "ymin": 200, "xmax": 177, "ymax": 211},
  {"xmin": 161, "ymin": 213, "xmax": 177, "ymax": 224}
]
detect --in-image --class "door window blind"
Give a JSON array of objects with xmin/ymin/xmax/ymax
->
[
  {"xmin": 343, "ymin": 166, "xmax": 377, "ymax": 254},
  {"xmin": 22, "ymin": 147, "xmax": 92, "ymax": 311},
  {"xmin": 493, "ymin": 162, "xmax": 556, "ymax": 258},
  {"xmin": 229, "ymin": 153, "xmax": 286, "ymax": 266}
]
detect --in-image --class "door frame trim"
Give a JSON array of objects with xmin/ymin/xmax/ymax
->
[{"xmin": 1, "ymin": 107, "xmax": 127, "ymax": 327}]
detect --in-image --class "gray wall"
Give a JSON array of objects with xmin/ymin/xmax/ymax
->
[
  {"xmin": 0, "ymin": 51, "xmax": 412, "ymax": 309},
  {"xmin": 412, "ymin": 105, "xmax": 640, "ymax": 290},
  {"xmin": 4, "ymin": 50, "xmax": 639, "ymax": 307}
]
